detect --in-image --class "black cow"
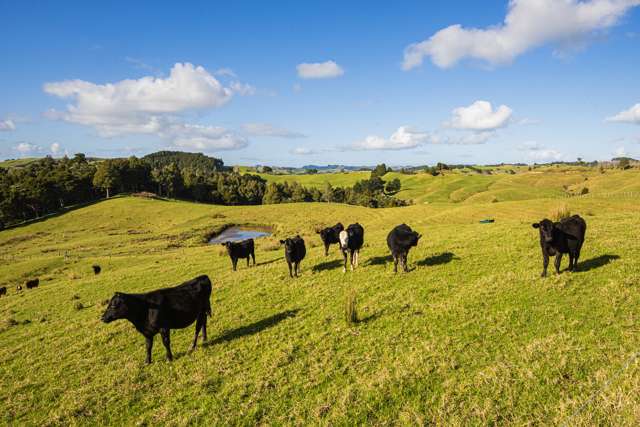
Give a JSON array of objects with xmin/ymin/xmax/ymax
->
[
  {"xmin": 387, "ymin": 224, "xmax": 422, "ymax": 273},
  {"xmin": 93, "ymin": 265, "xmax": 101, "ymax": 275},
  {"xmin": 222, "ymin": 239, "xmax": 255, "ymax": 271},
  {"xmin": 532, "ymin": 215, "xmax": 586, "ymax": 277},
  {"xmin": 25, "ymin": 278, "xmax": 39, "ymax": 289},
  {"xmin": 280, "ymin": 236, "xmax": 306, "ymax": 278},
  {"xmin": 317, "ymin": 223, "xmax": 344, "ymax": 256},
  {"xmin": 0, "ymin": 287, "xmax": 6, "ymax": 297},
  {"xmin": 101, "ymin": 275, "xmax": 212, "ymax": 364},
  {"xmin": 339, "ymin": 223, "xmax": 365, "ymax": 272}
]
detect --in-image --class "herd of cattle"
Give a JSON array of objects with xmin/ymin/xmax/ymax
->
[{"xmin": 1, "ymin": 214, "xmax": 588, "ymax": 363}]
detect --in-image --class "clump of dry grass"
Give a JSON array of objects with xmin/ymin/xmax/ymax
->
[
  {"xmin": 550, "ymin": 204, "xmax": 571, "ymax": 222},
  {"xmin": 345, "ymin": 290, "xmax": 358, "ymax": 325}
]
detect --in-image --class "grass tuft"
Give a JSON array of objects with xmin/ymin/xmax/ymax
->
[{"xmin": 550, "ymin": 204, "xmax": 571, "ymax": 222}]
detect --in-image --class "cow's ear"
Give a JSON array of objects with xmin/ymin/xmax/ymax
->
[
  {"xmin": 532, "ymin": 223, "xmax": 540, "ymax": 228},
  {"xmin": 417, "ymin": 234, "xmax": 422, "ymax": 240}
]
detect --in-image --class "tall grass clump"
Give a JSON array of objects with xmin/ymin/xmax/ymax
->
[
  {"xmin": 550, "ymin": 204, "xmax": 571, "ymax": 222},
  {"xmin": 344, "ymin": 289, "xmax": 358, "ymax": 325}
]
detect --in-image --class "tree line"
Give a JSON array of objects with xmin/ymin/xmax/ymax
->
[{"xmin": 0, "ymin": 152, "xmax": 405, "ymax": 228}]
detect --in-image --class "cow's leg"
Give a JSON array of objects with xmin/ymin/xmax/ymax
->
[
  {"xmin": 541, "ymin": 253, "xmax": 549, "ymax": 277},
  {"xmin": 252, "ymin": 250, "xmax": 256, "ymax": 266},
  {"xmin": 393, "ymin": 254, "xmax": 398, "ymax": 273},
  {"xmin": 288, "ymin": 261, "xmax": 293, "ymax": 278},
  {"xmin": 160, "ymin": 328, "xmax": 173, "ymax": 361},
  {"xmin": 192, "ymin": 315, "xmax": 204, "ymax": 350},
  {"xmin": 246, "ymin": 256, "xmax": 250, "ymax": 267},
  {"xmin": 296, "ymin": 261, "xmax": 301, "ymax": 277},
  {"xmin": 324, "ymin": 243, "xmax": 329, "ymax": 256},
  {"xmin": 355, "ymin": 250, "xmax": 359, "ymax": 268},
  {"xmin": 554, "ymin": 253, "xmax": 563, "ymax": 274},
  {"xmin": 342, "ymin": 251, "xmax": 347, "ymax": 273},
  {"xmin": 145, "ymin": 336, "xmax": 154, "ymax": 364},
  {"xmin": 568, "ymin": 253, "xmax": 575, "ymax": 272},
  {"xmin": 574, "ymin": 249, "xmax": 580, "ymax": 271},
  {"xmin": 202, "ymin": 313, "xmax": 208, "ymax": 342},
  {"xmin": 232, "ymin": 258, "xmax": 238, "ymax": 271},
  {"xmin": 350, "ymin": 251, "xmax": 354, "ymax": 271}
]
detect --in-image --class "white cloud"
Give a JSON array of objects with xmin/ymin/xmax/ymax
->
[
  {"xmin": 0, "ymin": 119, "xmax": 16, "ymax": 131},
  {"xmin": 296, "ymin": 60, "xmax": 344, "ymax": 79},
  {"xmin": 403, "ymin": 0, "xmax": 640, "ymax": 70},
  {"xmin": 431, "ymin": 131, "xmax": 495, "ymax": 145},
  {"xmin": 50, "ymin": 142, "xmax": 61, "ymax": 154},
  {"xmin": 353, "ymin": 126, "xmax": 429, "ymax": 150},
  {"xmin": 242, "ymin": 123, "xmax": 306, "ymax": 138},
  {"xmin": 213, "ymin": 68, "xmax": 237, "ymax": 78},
  {"xmin": 14, "ymin": 142, "xmax": 42, "ymax": 155},
  {"xmin": 230, "ymin": 81, "xmax": 256, "ymax": 96},
  {"xmin": 44, "ymin": 62, "xmax": 248, "ymax": 152},
  {"xmin": 613, "ymin": 146, "xmax": 627, "ymax": 156},
  {"xmin": 290, "ymin": 147, "xmax": 316, "ymax": 155},
  {"xmin": 606, "ymin": 103, "xmax": 640, "ymax": 124},
  {"xmin": 519, "ymin": 141, "xmax": 564, "ymax": 161},
  {"xmin": 446, "ymin": 100, "xmax": 513, "ymax": 131}
]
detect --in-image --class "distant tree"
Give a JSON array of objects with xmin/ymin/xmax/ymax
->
[
  {"xmin": 619, "ymin": 158, "xmax": 631, "ymax": 170},
  {"xmin": 93, "ymin": 160, "xmax": 121, "ymax": 198},
  {"xmin": 371, "ymin": 163, "xmax": 388, "ymax": 178},
  {"xmin": 385, "ymin": 178, "xmax": 401, "ymax": 193},
  {"xmin": 306, "ymin": 168, "xmax": 318, "ymax": 174}
]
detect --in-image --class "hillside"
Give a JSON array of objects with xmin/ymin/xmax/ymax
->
[{"xmin": 1, "ymin": 186, "xmax": 640, "ymax": 424}]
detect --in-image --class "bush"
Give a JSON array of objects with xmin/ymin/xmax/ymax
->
[
  {"xmin": 580, "ymin": 187, "xmax": 589, "ymax": 195},
  {"xmin": 344, "ymin": 290, "xmax": 358, "ymax": 325},
  {"xmin": 550, "ymin": 205, "xmax": 571, "ymax": 222}
]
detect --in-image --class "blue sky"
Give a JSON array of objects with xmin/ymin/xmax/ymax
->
[{"xmin": 1, "ymin": 0, "xmax": 639, "ymax": 166}]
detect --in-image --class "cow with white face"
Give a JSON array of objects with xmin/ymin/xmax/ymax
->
[{"xmin": 339, "ymin": 223, "xmax": 364, "ymax": 273}]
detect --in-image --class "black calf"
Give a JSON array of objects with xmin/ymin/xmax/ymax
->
[
  {"xmin": 532, "ymin": 214, "xmax": 586, "ymax": 277},
  {"xmin": 222, "ymin": 239, "xmax": 255, "ymax": 271}
]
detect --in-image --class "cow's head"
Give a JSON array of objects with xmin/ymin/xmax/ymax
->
[
  {"xmin": 339, "ymin": 230, "xmax": 349, "ymax": 250},
  {"xmin": 101, "ymin": 292, "xmax": 129, "ymax": 323},
  {"xmin": 410, "ymin": 232, "xmax": 422, "ymax": 247},
  {"xmin": 532, "ymin": 219, "xmax": 554, "ymax": 242},
  {"xmin": 280, "ymin": 237, "xmax": 300, "ymax": 254},
  {"xmin": 221, "ymin": 241, "xmax": 234, "ymax": 253}
]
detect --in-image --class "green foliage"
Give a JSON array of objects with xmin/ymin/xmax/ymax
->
[
  {"xmin": 370, "ymin": 163, "xmax": 389, "ymax": 179},
  {"xmin": 142, "ymin": 151, "xmax": 224, "ymax": 171}
]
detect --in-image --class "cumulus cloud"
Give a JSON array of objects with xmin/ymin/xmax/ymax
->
[
  {"xmin": 296, "ymin": 60, "xmax": 344, "ymax": 79},
  {"xmin": 43, "ymin": 62, "xmax": 248, "ymax": 151},
  {"xmin": 353, "ymin": 126, "xmax": 429, "ymax": 150},
  {"xmin": 0, "ymin": 119, "xmax": 16, "ymax": 131},
  {"xmin": 230, "ymin": 81, "xmax": 256, "ymax": 96},
  {"xmin": 403, "ymin": 0, "xmax": 640, "ymax": 70},
  {"xmin": 14, "ymin": 142, "xmax": 42, "ymax": 155},
  {"xmin": 50, "ymin": 142, "xmax": 61, "ymax": 154},
  {"xmin": 606, "ymin": 103, "xmax": 640, "ymax": 124},
  {"xmin": 446, "ymin": 100, "xmax": 513, "ymax": 130},
  {"xmin": 290, "ymin": 147, "xmax": 316, "ymax": 155},
  {"xmin": 519, "ymin": 141, "xmax": 564, "ymax": 161},
  {"xmin": 242, "ymin": 123, "xmax": 306, "ymax": 138}
]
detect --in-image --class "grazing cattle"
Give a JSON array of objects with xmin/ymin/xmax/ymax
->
[
  {"xmin": 532, "ymin": 215, "xmax": 586, "ymax": 277},
  {"xmin": 339, "ymin": 223, "xmax": 365, "ymax": 272},
  {"xmin": 280, "ymin": 236, "xmax": 306, "ymax": 278},
  {"xmin": 25, "ymin": 278, "xmax": 39, "ymax": 289},
  {"xmin": 101, "ymin": 275, "xmax": 212, "ymax": 364},
  {"xmin": 93, "ymin": 265, "xmax": 101, "ymax": 275},
  {"xmin": 0, "ymin": 287, "xmax": 6, "ymax": 297},
  {"xmin": 317, "ymin": 223, "xmax": 344, "ymax": 256},
  {"xmin": 222, "ymin": 239, "xmax": 255, "ymax": 271},
  {"xmin": 387, "ymin": 224, "xmax": 422, "ymax": 273}
]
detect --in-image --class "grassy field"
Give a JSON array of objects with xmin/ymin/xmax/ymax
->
[{"xmin": 1, "ymin": 169, "xmax": 640, "ymax": 425}]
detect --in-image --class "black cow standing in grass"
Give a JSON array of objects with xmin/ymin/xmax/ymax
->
[
  {"xmin": 222, "ymin": 239, "xmax": 255, "ymax": 271},
  {"xmin": 317, "ymin": 223, "xmax": 344, "ymax": 256},
  {"xmin": 101, "ymin": 275, "xmax": 212, "ymax": 364},
  {"xmin": 25, "ymin": 278, "xmax": 39, "ymax": 289},
  {"xmin": 532, "ymin": 214, "xmax": 586, "ymax": 277},
  {"xmin": 280, "ymin": 236, "xmax": 306, "ymax": 278},
  {"xmin": 339, "ymin": 223, "xmax": 365, "ymax": 272},
  {"xmin": 387, "ymin": 224, "xmax": 422, "ymax": 273},
  {"xmin": 0, "ymin": 287, "xmax": 6, "ymax": 297},
  {"xmin": 93, "ymin": 265, "xmax": 101, "ymax": 275}
]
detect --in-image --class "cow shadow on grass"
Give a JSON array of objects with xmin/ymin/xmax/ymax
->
[
  {"xmin": 577, "ymin": 254, "xmax": 620, "ymax": 272},
  {"xmin": 365, "ymin": 255, "xmax": 393, "ymax": 266},
  {"xmin": 312, "ymin": 259, "xmax": 342, "ymax": 272},
  {"xmin": 416, "ymin": 252, "xmax": 458, "ymax": 267},
  {"xmin": 206, "ymin": 309, "xmax": 299, "ymax": 347},
  {"xmin": 257, "ymin": 257, "xmax": 283, "ymax": 266}
]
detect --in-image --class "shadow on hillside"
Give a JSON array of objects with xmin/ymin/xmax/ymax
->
[
  {"xmin": 257, "ymin": 257, "xmax": 283, "ymax": 266},
  {"xmin": 416, "ymin": 252, "xmax": 458, "ymax": 267},
  {"xmin": 206, "ymin": 309, "xmax": 299, "ymax": 347},
  {"xmin": 312, "ymin": 259, "xmax": 342, "ymax": 272},
  {"xmin": 365, "ymin": 255, "xmax": 393, "ymax": 266},
  {"xmin": 577, "ymin": 254, "xmax": 620, "ymax": 272}
]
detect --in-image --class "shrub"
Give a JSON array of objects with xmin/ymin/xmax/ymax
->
[
  {"xmin": 345, "ymin": 290, "xmax": 358, "ymax": 325},
  {"xmin": 580, "ymin": 187, "xmax": 589, "ymax": 195},
  {"xmin": 550, "ymin": 205, "xmax": 571, "ymax": 222}
]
